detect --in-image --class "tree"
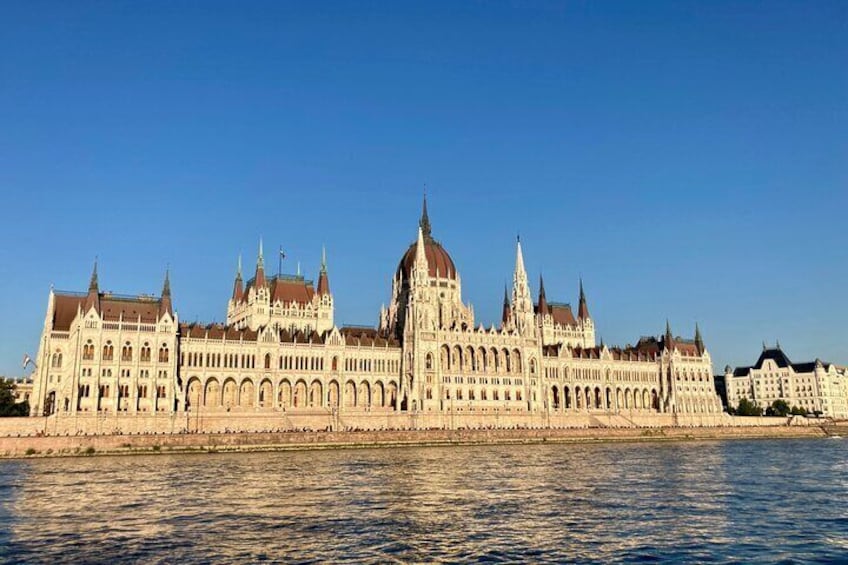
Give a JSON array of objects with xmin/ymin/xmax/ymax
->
[
  {"xmin": 790, "ymin": 405, "xmax": 808, "ymax": 416},
  {"xmin": 0, "ymin": 380, "xmax": 29, "ymax": 417},
  {"xmin": 736, "ymin": 397, "xmax": 762, "ymax": 417},
  {"xmin": 765, "ymin": 399, "xmax": 791, "ymax": 417}
]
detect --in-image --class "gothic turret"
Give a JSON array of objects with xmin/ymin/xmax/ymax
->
[
  {"xmin": 254, "ymin": 239, "xmax": 267, "ymax": 289},
  {"xmin": 317, "ymin": 246, "xmax": 330, "ymax": 296},
  {"xmin": 232, "ymin": 255, "xmax": 244, "ymax": 302},
  {"xmin": 502, "ymin": 284, "xmax": 511, "ymax": 325},
  {"xmin": 577, "ymin": 278, "xmax": 590, "ymax": 320},
  {"xmin": 537, "ymin": 274, "xmax": 548, "ymax": 315},
  {"xmin": 84, "ymin": 259, "xmax": 100, "ymax": 313},
  {"xmin": 664, "ymin": 319, "xmax": 675, "ymax": 351},
  {"xmin": 420, "ymin": 192, "xmax": 432, "ymax": 239},
  {"xmin": 511, "ymin": 237, "xmax": 533, "ymax": 333},
  {"xmin": 159, "ymin": 268, "xmax": 173, "ymax": 317},
  {"xmin": 695, "ymin": 322, "xmax": 704, "ymax": 355}
]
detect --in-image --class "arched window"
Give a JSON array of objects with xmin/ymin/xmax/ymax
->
[
  {"xmin": 140, "ymin": 343, "xmax": 151, "ymax": 362},
  {"xmin": 264, "ymin": 353, "xmax": 271, "ymax": 369},
  {"xmin": 425, "ymin": 353, "xmax": 433, "ymax": 370},
  {"xmin": 158, "ymin": 344, "xmax": 169, "ymax": 363},
  {"xmin": 83, "ymin": 341, "xmax": 94, "ymax": 361},
  {"xmin": 121, "ymin": 342, "xmax": 133, "ymax": 362},
  {"xmin": 102, "ymin": 342, "xmax": 114, "ymax": 361}
]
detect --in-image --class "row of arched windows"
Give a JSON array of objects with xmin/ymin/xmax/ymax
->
[
  {"xmin": 435, "ymin": 345, "xmax": 527, "ymax": 374},
  {"xmin": 81, "ymin": 340, "xmax": 167, "ymax": 363}
]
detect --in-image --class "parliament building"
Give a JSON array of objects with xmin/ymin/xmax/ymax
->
[{"xmin": 29, "ymin": 199, "xmax": 723, "ymax": 432}]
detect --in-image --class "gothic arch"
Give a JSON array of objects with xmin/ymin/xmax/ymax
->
[
  {"xmin": 204, "ymin": 378, "xmax": 220, "ymax": 408},
  {"xmin": 278, "ymin": 379, "xmax": 292, "ymax": 408}
]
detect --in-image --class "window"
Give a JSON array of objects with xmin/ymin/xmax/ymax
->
[
  {"xmin": 158, "ymin": 344, "xmax": 169, "ymax": 363},
  {"xmin": 121, "ymin": 342, "xmax": 133, "ymax": 362},
  {"xmin": 102, "ymin": 342, "xmax": 114, "ymax": 361},
  {"xmin": 83, "ymin": 341, "xmax": 95, "ymax": 361},
  {"xmin": 140, "ymin": 343, "xmax": 151, "ymax": 362}
]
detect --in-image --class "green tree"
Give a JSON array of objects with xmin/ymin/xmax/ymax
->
[
  {"xmin": 736, "ymin": 397, "xmax": 762, "ymax": 417},
  {"xmin": 766, "ymin": 399, "xmax": 791, "ymax": 417},
  {"xmin": 790, "ymin": 405, "xmax": 808, "ymax": 416},
  {"xmin": 0, "ymin": 380, "xmax": 29, "ymax": 417}
]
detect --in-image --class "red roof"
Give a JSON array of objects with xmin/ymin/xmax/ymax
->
[{"xmin": 397, "ymin": 238, "xmax": 457, "ymax": 281}]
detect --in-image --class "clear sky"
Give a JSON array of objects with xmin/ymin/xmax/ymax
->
[{"xmin": 1, "ymin": 1, "xmax": 845, "ymax": 377}]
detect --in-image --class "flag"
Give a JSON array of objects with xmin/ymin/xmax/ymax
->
[{"xmin": 22, "ymin": 354, "xmax": 31, "ymax": 369}]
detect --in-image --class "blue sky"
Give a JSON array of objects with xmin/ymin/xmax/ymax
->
[{"xmin": 1, "ymin": 1, "xmax": 846, "ymax": 376}]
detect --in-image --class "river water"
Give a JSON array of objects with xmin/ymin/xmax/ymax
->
[{"xmin": 1, "ymin": 438, "xmax": 847, "ymax": 563}]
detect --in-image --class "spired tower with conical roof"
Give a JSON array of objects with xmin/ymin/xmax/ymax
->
[{"xmin": 381, "ymin": 194, "xmax": 474, "ymax": 339}]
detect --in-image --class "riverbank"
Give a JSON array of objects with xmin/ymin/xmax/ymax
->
[{"xmin": 1, "ymin": 424, "xmax": 838, "ymax": 459}]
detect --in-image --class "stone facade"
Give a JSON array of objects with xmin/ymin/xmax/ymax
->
[
  {"xmin": 28, "ymin": 198, "xmax": 723, "ymax": 432},
  {"xmin": 725, "ymin": 346, "xmax": 848, "ymax": 418}
]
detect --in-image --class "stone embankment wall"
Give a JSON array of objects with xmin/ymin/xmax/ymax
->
[
  {"xmin": 0, "ymin": 410, "xmax": 794, "ymax": 439},
  {"xmin": 0, "ymin": 411, "xmax": 832, "ymax": 458},
  {"xmin": 0, "ymin": 424, "xmax": 827, "ymax": 459}
]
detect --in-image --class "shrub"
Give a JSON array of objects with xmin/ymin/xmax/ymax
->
[{"xmin": 84, "ymin": 446, "xmax": 96, "ymax": 456}]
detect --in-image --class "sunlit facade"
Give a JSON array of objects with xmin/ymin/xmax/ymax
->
[{"xmin": 29, "ymin": 198, "xmax": 722, "ymax": 426}]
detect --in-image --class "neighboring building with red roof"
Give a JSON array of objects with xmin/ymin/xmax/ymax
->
[{"xmin": 28, "ymin": 196, "xmax": 723, "ymax": 427}]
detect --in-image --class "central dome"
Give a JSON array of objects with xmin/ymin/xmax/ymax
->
[
  {"xmin": 396, "ymin": 195, "xmax": 457, "ymax": 281},
  {"xmin": 397, "ymin": 237, "xmax": 457, "ymax": 281}
]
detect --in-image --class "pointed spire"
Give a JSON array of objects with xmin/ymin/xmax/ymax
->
[
  {"xmin": 88, "ymin": 258, "xmax": 99, "ymax": 293},
  {"xmin": 317, "ymin": 246, "xmax": 330, "ymax": 296},
  {"xmin": 502, "ymin": 284, "xmax": 511, "ymax": 324},
  {"xmin": 511, "ymin": 237, "xmax": 533, "ymax": 331},
  {"xmin": 232, "ymin": 255, "xmax": 244, "ymax": 302},
  {"xmin": 255, "ymin": 238, "xmax": 267, "ymax": 288},
  {"xmin": 695, "ymin": 322, "xmax": 704, "ymax": 354},
  {"xmin": 412, "ymin": 225, "xmax": 429, "ymax": 281},
  {"xmin": 537, "ymin": 274, "xmax": 548, "ymax": 315},
  {"xmin": 577, "ymin": 277, "xmax": 590, "ymax": 320},
  {"xmin": 159, "ymin": 268, "xmax": 173, "ymax": 317},
  {"xmin": 776, "ymin": 338, "xmax": 781, "ymax": 350},
  {"xmin": 665, "ymin": 319, "xmax": 675, "ymax": 350},
  {"xmin": 84, "ymin": 259, "xmax": 100, "ymax": 313},
  {"xmin": 162, "ymin": 267, "xmax": 171, "ymax": 297},
  {"xmin": 419, "ymin": 191, "xmax": 432, "ymax": 239}
]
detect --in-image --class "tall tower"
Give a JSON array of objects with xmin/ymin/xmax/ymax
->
[{"xmin": 511, "ymin": 237, "xmax": 534, "ymax": 334}]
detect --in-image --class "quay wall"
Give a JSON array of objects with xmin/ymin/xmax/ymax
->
[
  {"xmin": 0, "ymin": 411, "xmax": 831, "ymax": 458},
  {"xmin": 0, "ymin": 410, "xmax": 799, "ymax": 439}
]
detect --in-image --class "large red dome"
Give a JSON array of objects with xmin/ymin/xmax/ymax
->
[{"xmin": 397, "ymin": 237, "xmax": 457, "ymax": 281}]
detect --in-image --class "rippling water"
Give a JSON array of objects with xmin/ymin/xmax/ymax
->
[{"xmin": 1, "ymin": 438, "xmax": 847, "ymax": 563}]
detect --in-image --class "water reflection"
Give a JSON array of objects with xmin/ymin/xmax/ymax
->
[{"xmin": 1, "ymin": 439, "xmax": 847, "ymax": 563}]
